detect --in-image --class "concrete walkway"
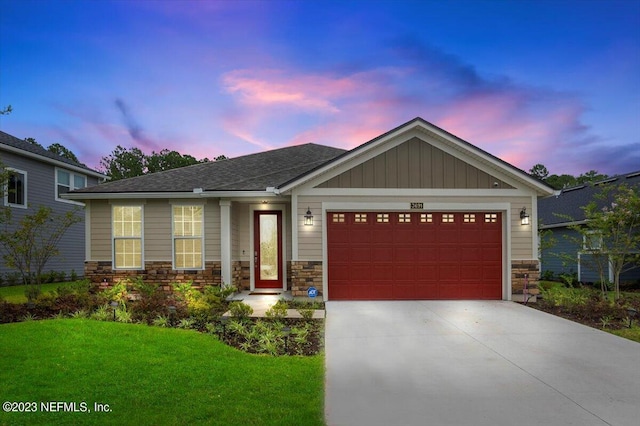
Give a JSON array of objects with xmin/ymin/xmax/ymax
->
[
  {"xmin": 325, "ymin": 301, "xmax": 640, "ymax": 426},
  {"xmin": 224, "ymin": 291, "xmax": 325, "ymax": 318}
]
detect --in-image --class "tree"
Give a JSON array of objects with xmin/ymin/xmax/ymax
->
[
  {"xmin": 0, "ymin": 105, "xmax": 12, "ymax": 115},
  {"xmin": 576, "ymin": 170, "xmax": 609, "ymax": 185},
  {"xmin": 99, "ymin": 146, "xmax": 216, "ymax": 181},
  {"xmin": 0, "ymin": 206, "xmax": 82, "ymax": 289},
  {"xmin": 529, "ymin": 164, "xmax": 549, "ymax": 181},
  {"xmin": 48, "ymin": 143, "xmax": 81, "ymax": 164},
  {"xmin": 570, "ymin": 183, "xmax": 640, "ymax": 299},
  {"xmin": 545, "ymin": 174, "xmax": 577, "ymax": 190},
  {"xmin": 23, "ymin": 137, "xmax": 44, "ymax": 148},
  {"xmin": 99, "ymin": 146, "xmax": 146, "ymax": 180},
  {"xmin": 146, "ymin": 149, "xmax": 202, "ymax": 174}
]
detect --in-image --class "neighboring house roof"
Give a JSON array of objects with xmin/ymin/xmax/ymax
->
[
  {"xmin": 539, "ymin": 170, "xmax": 640, "ymax": 228},
  {"xmin": 0, "ymin": 130, "xmax": 106, "ymax": 178},
  {"xmin": 71, "ymin": 143, "xmax": 347, "ymax": 194},
  {"xmin": 65, "ymin": 117, "xmax": 554, "ymax": 200}
]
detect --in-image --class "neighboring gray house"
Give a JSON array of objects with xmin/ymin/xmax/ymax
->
[
  {"xmin": 0, "ymin": 130, "xmax": 106, "ymax": 281},
  {"xmin": 539, "ymin": 171, "xmax": 640, "ymax": 285}
]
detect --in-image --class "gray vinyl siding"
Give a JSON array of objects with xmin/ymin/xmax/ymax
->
[
  {"xmin": 541, "ymin": 226, "xmax": 640, "ymax": 285},
  {"xmin": 1, "ymin": 149, "xmax": 101, "ymax": 280},
  {"xmin": 541, "ymin": 227, "xmax": 580, "ymax": 278}
]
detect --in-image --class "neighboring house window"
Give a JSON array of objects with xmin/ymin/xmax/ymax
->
[
  {"xmin": 113, "ymin": 205, "xmax": 143, "ymax": 269},
  {"xmin": 173, "ymin": 205, "xmax": 204, "ymax": 269},
  {"xmin": 4, "ymin": 168, "xmax": 27, "ymax": 208},
  {"xmin": 56, "ymin": 168, "xmax": 87, "ymax": 201},
  {"xmin": 583, "ymin": 231, "xmax": 603, "ymax": 251}
]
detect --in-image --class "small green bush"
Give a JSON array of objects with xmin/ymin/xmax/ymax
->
[
  {"xmin": 265, "ymin": 299, "xmax": 288, "ymax": 320},
  {"xmin": 229, "ymin": 301, "xmax": 253, "ymax": 319}
]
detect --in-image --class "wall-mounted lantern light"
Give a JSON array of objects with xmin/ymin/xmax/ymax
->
[
  {"xmin": 520, "ymin": 207, "xmax": 530, "ymax": 225},
  {"xmin": 304, "ymin": 207, "xmax": 314, "ymax": 226}
]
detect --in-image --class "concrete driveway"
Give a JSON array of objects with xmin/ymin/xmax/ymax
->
[{"xmin": 325, "ymin": 301, "xmax": 640, "ymax": 426}]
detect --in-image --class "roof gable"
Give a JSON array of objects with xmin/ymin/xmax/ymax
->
[
  {"xmin": 279, "ymin": 117, "xmax": 553, "ymax": 195},
  {"xmin": 315, "ymin": 136, "xmax": 514, "ymax": 189}
]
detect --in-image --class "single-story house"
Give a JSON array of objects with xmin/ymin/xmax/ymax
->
[
  {"xmin": 0, "ymin": 130, "xmax": 106, "ymax": 280},
  {"xmin": 65, "ymin": 118, "xmax": 554, "ymax": 301},
  {"xmin": 539, "ymin": 170, "xmax": 640, "ymax": 285}
]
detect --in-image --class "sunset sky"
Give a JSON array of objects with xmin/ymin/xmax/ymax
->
[{"xmin": 1, "ymin": 0, "xmax": 638, "ymax": 176}]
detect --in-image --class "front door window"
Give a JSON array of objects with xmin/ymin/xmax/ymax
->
[{"xmin": 254, "ymin": 211, "xmax": 282, "ymax": 288}]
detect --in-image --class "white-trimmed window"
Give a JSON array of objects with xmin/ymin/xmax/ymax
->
[
  {"xmin": 173, "ymin": 205, "xmax": 204, "ymax": 269},
  {"xmin": 583, "ymin": 231, "xmax": 603, "ymax": 251},
  {"xmin": 4, "ymin": 168, "xmax": 27, "ymax": 208},
  {"xmin": 113, "ymin": 205, "xmax": 143, "ymax": 269},
  {"xmin": 56, "ymin": 168, "xmax": 87, "ymax": 202}
]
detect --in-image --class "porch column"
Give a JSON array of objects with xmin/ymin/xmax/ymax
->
[{"xmin": 220, "ymin": 199, "xmax": 232, "ymax": 287}]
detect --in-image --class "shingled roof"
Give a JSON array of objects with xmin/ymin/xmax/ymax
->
[
  {"xmin": 539, "ymin": 170, "xmax": 640, "ymax": 227},
  {"xmin": 73, "ymin": 143, "xmax": 347, "ymax": 193},
  {"xmin": 0, "ymin": 130, "xmax": 104, "ymax": 176}
]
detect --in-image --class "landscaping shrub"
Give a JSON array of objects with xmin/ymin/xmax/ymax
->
[
  {"xmin": 265, "ymin": 299, "xmax": 288, "ymax": 320},
  {"xmin": 229, "ymin": 301, "xmax": 253, "ymax": 319}
]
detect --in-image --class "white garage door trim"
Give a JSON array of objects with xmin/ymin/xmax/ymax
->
[{"xmin": 322, "ymin": 201, "xmax": 512, "ymax": 301}]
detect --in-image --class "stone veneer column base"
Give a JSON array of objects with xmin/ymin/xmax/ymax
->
[
  {"xmin": 85, "ymin": 260, "xmax": 222, "ymax": 291},
  {"xmin": 290, "ymin": 261, "xmax": 323, "ymax": 297},
  {"xmin": 511, "ymin": 260, "xmax": 540, "ymax": 297}
]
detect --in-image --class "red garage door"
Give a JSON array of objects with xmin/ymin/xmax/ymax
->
[{"xmin": 327, "ymin": 212, "xmax": 502, "ymax": 300}]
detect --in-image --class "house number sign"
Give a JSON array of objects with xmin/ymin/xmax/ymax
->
[{"xmin": 410, "ymin": 203, "xmax": 424, "ymax": 209}]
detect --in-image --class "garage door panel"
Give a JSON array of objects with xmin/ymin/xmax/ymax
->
[
  {"xmin": 328, "ymin": 211, "xmax": 502, "ymax": 300},
  {"xmin": 393, "ymin": 247, "xmax": 416, "ymax": 260},
  {"xmin": 350, "ymin": 247, "xmax": 372, "ymax": 262}
]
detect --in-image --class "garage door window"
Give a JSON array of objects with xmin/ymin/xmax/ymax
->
[
  {"xmin": 420, "ymin": 213, "xmax": 433, "ymax": 223},
  {"xmin": 442, "ymin": 214, "xmax": 455, "ymax": 223},
  {"xmin": 485, "ymin": 213, "xmax": 498, "ymax": 223},
  {"xmin": 354, "ymin": 213, "xmax": 367, "ymax": 223},
  {"xmin": 464, "ymin": 214, "xmax": 476, "ymax": 223},
  {"xmin": 377, "ymin": 213, "xmax": 389, "ymax": 223},
  {"xmin": 398, "ymin": 213, "xmax": 411, "ymax": 223},
  {"xmin": 332, "ymin": 213, "xmax": 345, "ymax": 223}
]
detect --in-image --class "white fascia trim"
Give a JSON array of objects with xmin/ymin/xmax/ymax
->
[
  {"xmin": 1, "ymin": 144, "xmax": 107, "ymax": 179},
  {"xmin": 320, "ymin": 200, "xmax": 512, "ymax": 301},
  {"xmin": 302, "ymin": 187, "xmax": 534, "ymax": 197},
  {"xmin": 62, "ymin": 190, "xmax": 281, "ymax": 201}
]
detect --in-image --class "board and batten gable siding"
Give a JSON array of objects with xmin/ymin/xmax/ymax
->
[
  {"xmin": 295, "ymin": 195, "xmax": 535, "ymax": 261},
  {"xmin": 315, "ymin": 137, "xmax": 514, "ymax": 190},
  {"xmin": 0, "ymin": 149, "xmax": 101, "ymax": 277},
  {"xmin": 88, "ymin": 198, "xmax": 221, "ymax": 264}
]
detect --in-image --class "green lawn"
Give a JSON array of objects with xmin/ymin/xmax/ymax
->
[
  {"xmin": 0, "ymin": 320, "xmax": 324, "ymax": 426},
  {"xmin": 0, "ymin": 282, "xmax": 78, "ymax": 304}
]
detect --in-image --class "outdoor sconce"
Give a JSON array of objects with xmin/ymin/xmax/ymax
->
[
  {"xmin": 110, "ymin": 300, "xmax": 118, "ymax": 321},
  {"xmin": 520, "ymin": 207, "xmax": 530, "ymax": 225},
  {"xmin": 304, "ymin": 207, "xmax": 314, "ymax": 226}
]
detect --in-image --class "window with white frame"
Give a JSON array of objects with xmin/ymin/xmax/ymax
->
[
  {"xmin": 583, "ymin": 231, "xmax": 603, "ymax": 251},
  {"xmin": 56, "ymin": 169, "xmax": 87, "ymax": 201},
  {"xmin": 113, "ymin": 205, "xmax": 143, "ymax": 269},
  {"xmin": 4, "ymin": 169, "xmax": 27, "ymax": 208},
  {"xmin": 173, "ymin": 205, "xmax": 204, "ymax": 269}
]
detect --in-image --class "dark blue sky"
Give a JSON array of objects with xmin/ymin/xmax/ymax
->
[{"xmin": 1, "ymin": 0, "xmax": 638, "ymax": 175}]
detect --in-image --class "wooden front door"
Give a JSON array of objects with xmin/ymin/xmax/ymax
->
[{"xmin": 254, "ymin": 211, "xmax": 283, "ymax": 289}]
